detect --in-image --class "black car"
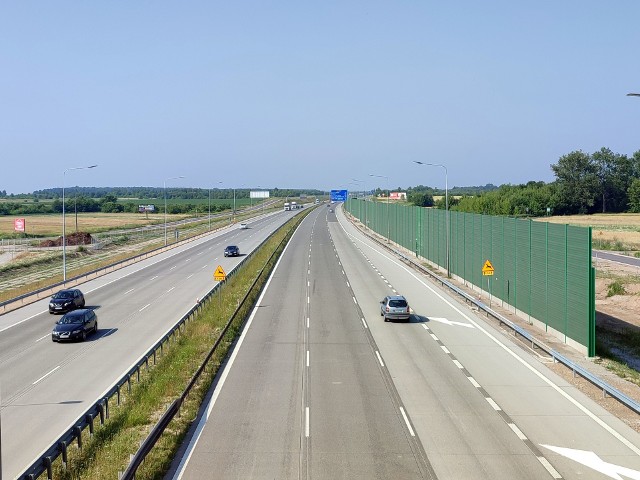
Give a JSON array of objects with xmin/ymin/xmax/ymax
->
[
  {"xmin": 224, "ymin": 245, "xmax": 240, "ymax": 257},
  {"xmin": 49, "ymin": 288, "xmax": 85, "ymax": 314},
  {"xmin": 52, "ymin": 309, "xmax": 98, "ymax": 342}
]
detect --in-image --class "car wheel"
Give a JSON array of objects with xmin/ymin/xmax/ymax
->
[
  {"xmin": 81, "ymin": 331, "xmax": 87, "ymax": 341},
  {"xmin": 94, "ymin": 322, "xmax": 98, "ymax": 334},
  {"xmin": 384, "ymin": 316, "xmax": 389, "ymax": 322},
  {"xmin": 81, "ymin": 300, "xmax": 85, "ymax": 308}
]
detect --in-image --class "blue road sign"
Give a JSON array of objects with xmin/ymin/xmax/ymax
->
[{"xmin": 330, "ymin": 189, "xmax": 348, "ymax": 202}]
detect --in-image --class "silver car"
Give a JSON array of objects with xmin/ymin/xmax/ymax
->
[{"xmin": 380, "ymin": 295, "xmax": 411, "ymax": 322}]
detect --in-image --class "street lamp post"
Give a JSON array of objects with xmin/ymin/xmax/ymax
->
[
  {"xmin": 62, "ymin": 165, "xmax": 97, "ymax": 282},
  {"xmin": 369, "ymin": 173, "xmax": 390, "ymax": 242},
  {"xmin": 209, "ymin": 181, "xmax": 223, "ymax": 231},
  {"xmin": 414, "ymin": 161, "xmax": 449, "ymax": 277},
  {"xmin": 164, "ymin": 176, "xmax": 184, "ymax": 246}
]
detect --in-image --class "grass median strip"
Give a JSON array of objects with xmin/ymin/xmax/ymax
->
[{"xmin": 52, "ymin": 211, "xmax": 309, "ymax": 480}]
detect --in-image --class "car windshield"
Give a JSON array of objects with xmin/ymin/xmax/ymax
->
[
  {"xmin": 226, "ymin": 246, "xmax": 237, "ymax": 250},
  {"xmin": 389, "ymin": 299, "xmax": 407, "ymax": 308},
  {"xmin": 53, "ymin": 291, "xmax": 73, "ymax": 299},
  {"xmin": 59, "ymin": 314, "xmax": 83, "ymax": 324}
]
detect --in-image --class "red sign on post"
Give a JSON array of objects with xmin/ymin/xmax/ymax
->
[{"xmin": 14, "ymin": 218, "xmax": 25, "ymax": 232}]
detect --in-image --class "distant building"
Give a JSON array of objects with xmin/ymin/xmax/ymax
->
[{"xmin": 389, "ymin": 192, "xmax": 407, "ymax": 200}]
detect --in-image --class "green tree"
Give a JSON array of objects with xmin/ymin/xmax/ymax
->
[
  {"xmin": 628, "ymin": 179, "xmax": 640, "ymax": 213},
  {"xmin": 408, "ymin": 191, "xmax": 434, "ymax": 207},
  {"xmin": 550, "ymin": 150, "xmax": 599, "ymax": 214},
  {"xmin": 592, "ymin": 147, "xmax": 632, "ymax": 213}
]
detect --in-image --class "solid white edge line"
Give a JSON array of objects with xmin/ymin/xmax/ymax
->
[
  {"xmin": 172, "ymin": 217, "xmax": 303, "ymax": 480},
  {"xmin": 537, "ymin": 456, "xmax": 562, "ymax": 479},
  {"xmin": 375, "ymin": 351, "xmax": 385, "ymax": 367},
  {"xmin": 0, "ymin": 311, "xmax": 46, "ymax": 334},
  {"xmin": 335, "ymin": 212, "xmax": 640, "ymax": 457},
  {"xmin": 399, "ymin": 407, "xmax": 416, "ymax": 436},
  {"xmin": 33, "ymin": 366, "xmax": 60, "ymax": 385}
]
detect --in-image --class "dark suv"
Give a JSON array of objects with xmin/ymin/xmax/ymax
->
[
  {"xmin": 49, "ymin": 289, "xmax": 85, "ymax": 314},
  {"xmin": 224, "ymin": 245, "xmax": 240, "ymax": 257}
]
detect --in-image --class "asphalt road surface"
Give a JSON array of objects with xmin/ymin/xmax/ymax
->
[
  {"xmin": 169, "ymin": 205, "xmax": 640, "ymax": 480},
  {"xmin": 0, "ymin": 210, "xmax": 297, "ymax": 479}
]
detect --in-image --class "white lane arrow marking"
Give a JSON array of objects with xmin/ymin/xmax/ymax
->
[
  {"xmin": 542, "ymin": 445, "xmax": 640, "ymax": 479},
  {"xmin": 428, "ymin": 317, "xmax": 474, "ymax": 328}
]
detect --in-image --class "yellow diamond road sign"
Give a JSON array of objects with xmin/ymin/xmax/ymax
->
[
  {"xmin": 482, "ymin": 260, "xmax": 494, "ymax": 276},
  {"xmin": 214, "ymin": 265, "xmax": 226, "ymax": 281}
]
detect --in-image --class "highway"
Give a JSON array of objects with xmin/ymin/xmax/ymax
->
[
  {"xmin": 0, "ymin": 210, "xmax": 297, "ymax": 479},
  {"xmin": 169, "ymin": 205, "xmax": 640, "ymax": 479}
]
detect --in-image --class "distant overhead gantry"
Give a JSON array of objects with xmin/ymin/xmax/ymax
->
[{"xmin": 627, "ymin": 93, "xmax": 640, "ymax": 97}]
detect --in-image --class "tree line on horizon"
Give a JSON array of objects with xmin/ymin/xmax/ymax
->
[
  {"xmin": 0, "ymin": 187, "xmax": 326, "ymax": 216},
  {"xmin": 399, "ymin": 148, "xmax": 640, "ymax": 217},
  {"xmin": 3, "ymin": 148, "xmax": 640, "ymax": 218}
]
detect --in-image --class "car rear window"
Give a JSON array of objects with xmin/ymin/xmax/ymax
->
[{"xmin": 389, "ymin": 299, "xmax": 407, "ymax": 308}]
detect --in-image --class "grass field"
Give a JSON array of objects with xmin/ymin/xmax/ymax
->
[
  {"xmin": 536, "ymin": 213, "xmax": 640, "ymax": 251},
  {"xmin": 0, "ymin": 212, "xmax": 189, "ymax": 237}
]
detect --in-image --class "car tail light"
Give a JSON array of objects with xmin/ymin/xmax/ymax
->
[{"xmin": 386, "ymin": 306, "xmax": 390, "ymax": 312}]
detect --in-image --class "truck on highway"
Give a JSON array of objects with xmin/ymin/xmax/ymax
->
[{"xmin": 284, "ymin": 202, "xmax": 291, "ymax": 211}]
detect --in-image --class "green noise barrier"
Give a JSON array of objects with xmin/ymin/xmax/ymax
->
[{"xmin": 346, "ymin": 199, "xmax": 595, "ymax": 356}]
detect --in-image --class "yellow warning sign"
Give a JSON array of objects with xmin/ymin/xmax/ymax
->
[
  {"xmin": 482, "ymin": 260, "xmax": 494, "ymax": 276},
  {"xmin": 214, "ymin": 265, "xmax": 227, "ymax": 281}
]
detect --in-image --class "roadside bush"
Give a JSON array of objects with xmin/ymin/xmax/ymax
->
[
  {"xmin": 607, "ymin": 280, "xmax": 627, "ymax": 297},
  {"xmin": 597, "ymin": 238, "xmax": 627, "ymax": 251}
]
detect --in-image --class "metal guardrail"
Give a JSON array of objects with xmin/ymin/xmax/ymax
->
[
  {"xmin": 17, "ymin": 210, "xmax": 301, "ymax": 480},
  {"xmin": 119, "ymin": 215, "xmax": 300, "ymax": 480},
  {"xmin": 346, "ymin": 211, "xmax": 640, "ymax": 417},
  {"xmin": 0, "ymin": 207, "xmax": 277, "ymax": 314}
]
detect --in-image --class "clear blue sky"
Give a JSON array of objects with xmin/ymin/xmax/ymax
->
[{"xmin": 2, "ymin": 1, "xmax": 639, "ymax": 195}]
